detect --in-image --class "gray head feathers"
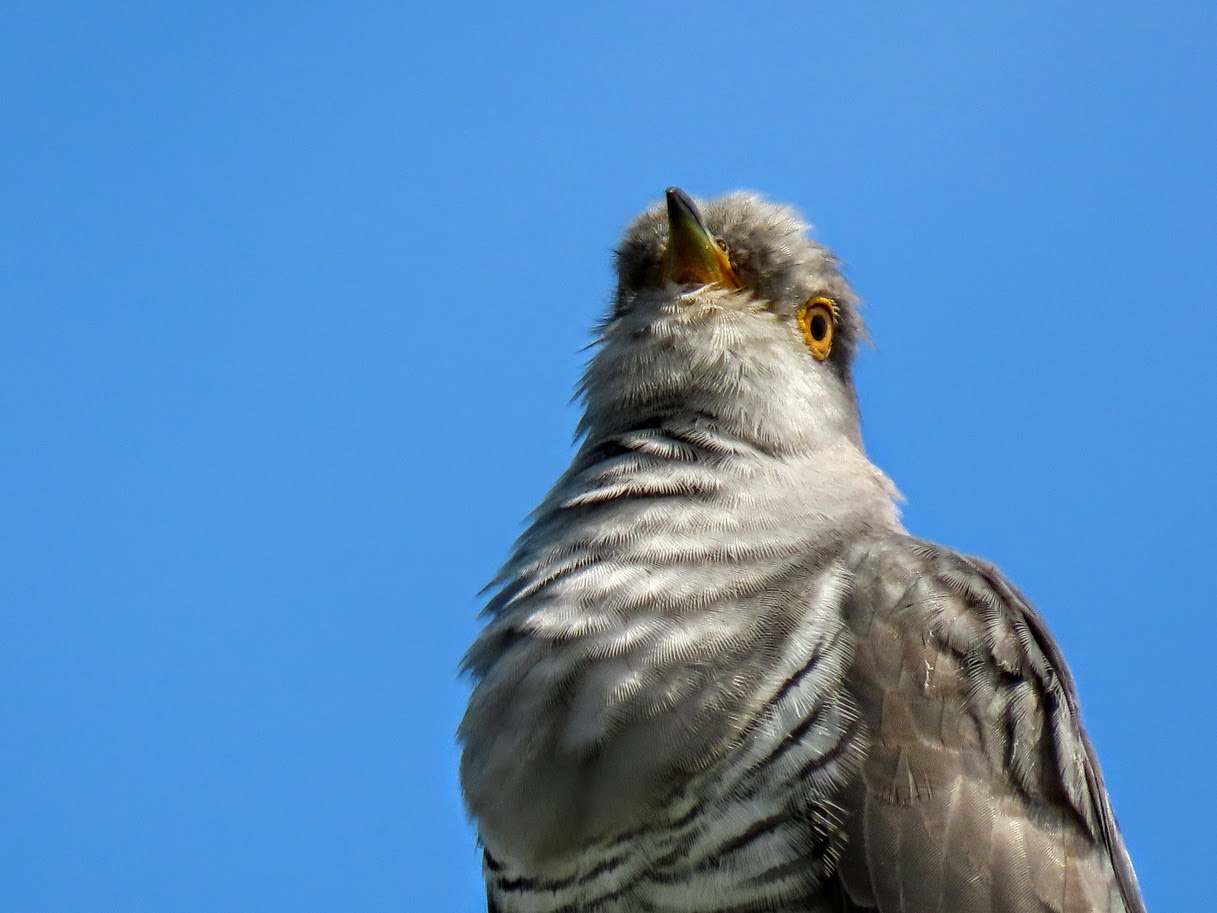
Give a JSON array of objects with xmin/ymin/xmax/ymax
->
[
  {"xmin": 580, "ymin": 192, "xmax": 868, "ymax": 455},
  {"xmin": 612, "ymin": 192, "xmax": 865, "ymax": 367}
]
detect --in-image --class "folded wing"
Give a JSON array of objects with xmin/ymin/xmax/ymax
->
[{"xmin": 834, "ymin": 537, "xmax": 1144, "ymax": 913}]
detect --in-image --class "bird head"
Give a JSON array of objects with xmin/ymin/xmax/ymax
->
[{"xmin": 578, "ymin": 188, "xmax": 867, "ymax": 456}]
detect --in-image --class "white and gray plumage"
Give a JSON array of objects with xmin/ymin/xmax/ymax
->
[{"xmin": 458, "ymin": 189, "xmax": 1146, "ymax": 913}]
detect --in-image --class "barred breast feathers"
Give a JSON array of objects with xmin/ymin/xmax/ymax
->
[{"xmin": 458, "ymin": 394, "xmax": 900, "ymax": 866}]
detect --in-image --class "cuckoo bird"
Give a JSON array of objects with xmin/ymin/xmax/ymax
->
[{"xmin": 459, "ymin": 189, "xmax": 1146, "ymax": 913}]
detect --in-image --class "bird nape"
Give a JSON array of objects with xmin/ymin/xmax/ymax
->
[{"xmin": 458, "ymin": 188, "xmax": 1146, "ymax": 913}]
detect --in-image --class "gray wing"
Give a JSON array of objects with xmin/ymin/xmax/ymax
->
[{"xmin": 833, "ymin": 536, "xmax": 1145, "ymax": 913}]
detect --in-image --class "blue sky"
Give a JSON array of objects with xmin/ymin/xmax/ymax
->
[{"xmin": 2, "ymin": 3, "xmax": 1212, "ymax": 911}]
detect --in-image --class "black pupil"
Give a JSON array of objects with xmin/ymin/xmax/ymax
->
[{"xmin": 810, "ymin": 313, "xmax": 828, "ymax": 342}]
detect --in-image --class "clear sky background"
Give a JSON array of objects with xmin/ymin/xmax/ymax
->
[{"xmin": 2, "ymin": 3, "xmax": 1212, "ymax": 911}]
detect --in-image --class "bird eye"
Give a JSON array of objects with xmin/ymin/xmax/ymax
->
[
  {"xmin": 715, "ymin": 237, "xmax": 730, "ymax": 253},
  {"xmin": 796, "ymin": 296, "xmax": 837, "ymax": 361}
]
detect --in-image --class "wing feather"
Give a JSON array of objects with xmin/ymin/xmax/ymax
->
[{"xmin": 834, "ymin": 536, "xmax": 1145, "ymax": 913}]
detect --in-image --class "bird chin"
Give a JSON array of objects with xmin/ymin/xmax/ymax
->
[{"xmin": 658, "ymin": 282, "xmax": 753, "ymax": 314}]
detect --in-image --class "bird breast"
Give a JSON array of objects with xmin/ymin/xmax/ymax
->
[{"xmin": 459, "ymin": 429, "xmax": 898, "ymax": 868}]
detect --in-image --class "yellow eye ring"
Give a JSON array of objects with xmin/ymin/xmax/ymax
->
[{"xmin": 796, "ymin": 296, "xmax": 837, "ymax": 361}]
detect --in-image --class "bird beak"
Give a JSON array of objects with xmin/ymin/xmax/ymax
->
[{"xmin": 662, "ymin": 187, "xmax": 744, "ymax": 290}]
